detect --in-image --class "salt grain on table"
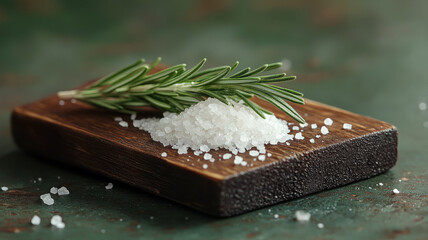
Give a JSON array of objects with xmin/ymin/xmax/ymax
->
[
  {"xmin": 114, "ymin": 117, "xmax": 123, "ymax": 122},
  {"xmin": 234, "ymin": 156, "xmax": 243, "ymax": 165},
  {"xmin": 1, "ymin": 186, "xmax": 8, "ymax": 191},
  {"xmin": 295, "ymin": 132, "xmax": 304, "ymax": 140},
  {"xmin": 311, "ymin": 123, "xmax": 317, "ymax": 129},
  {"xmin": 309, "ymin": 139, "xmax": 315, "ymax": 144},
  {"xmin": 50, "ymin": 187, "xmax": 58, "ymax": 194},
  {"xmin": 202, "ymin": 164, "xmax": 208, "ymax": 169},
  {"xmin": 392, "ymin": 188, "xmax": 400, "ymax": 194},
  {"xmin": 249, "ymin": 150, "xmax": 259, "ymax": 157},
  {"xmin": 295, "ymin": 210, "xmax": 311, "ymax": 222},
  {"xmin": 161, "ymin": 152, "xmax": 167, "ymax": 157},
  {"xmin": 292, "ymin": 126, "xmax": 299, "ymax": 131},
  {"xmin": 57, "ymin": 186, "xmax": 69, "ymax": 196},
  {"xmin": 258, "ymin": 155, "xmax": 266, "ymax": 161},
  {"xmin": 223, "ymin": 153, "xmax": 232, "ymax": 159},
  {"xmin": 203, "ymin": 153, "xmax": 212, "ymax": 160},
  {"xmin": 31, "ymin": 215, "xmax": 41, "ymax": 225},
  {"xmin": 119, "ymin": 121, "xmax": 128, "ymax": 127},
  {"xmin": 267, "ymin": 153, "xmax": 272, "ymax": 157},
  {"xmin": 51, "ymin": 215, "xmax": 65, "ymax": 228},
  {"xmin": 317, "ymin": 223, "xmax": 324, "ymax": 229},
  {"xmin": 105, "ymin": 183, "xmax": 113, "ymax": 190},
  {"xmin": 40, "ymin": 193, "xmax": 54, "ymax": 205},
  {"xmin": 419, "ymin": 102, "xmax": 427, "ymax": 111}
]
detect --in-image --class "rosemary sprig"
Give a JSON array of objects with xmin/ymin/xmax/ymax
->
[{"xmin": 58, "ymin": 58, "xmax": 305, "ymax": 123}]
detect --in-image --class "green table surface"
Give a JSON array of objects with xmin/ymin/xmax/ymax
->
[{"xmin": 1, "ymin": 1, "xmax": 427, "ymax": 239}]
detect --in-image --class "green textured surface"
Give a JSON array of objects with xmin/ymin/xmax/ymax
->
[{"xmin": 1, "ymin": 0, "xmax": 427, "ymax": 239}]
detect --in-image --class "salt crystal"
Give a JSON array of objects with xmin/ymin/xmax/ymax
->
[
  {"xmin": 40, "ymin": 193, "xmax": 54, "ymax": 205},
  {"xmin": 194, "ymin": 151, "xmax": 202, "ymax": 156},
  {"xmin": 267, "ymin": 153, "xmax": 272, "ymax": 157},
  {"xmin": 343, "ymin": 123, "xmax": 352, "ymax": 130},
  {"xmin": 59, "ymin": 100, "xmax": 65, "ymax": 106},
  {"xmin": 234, "ymin": 156, "xmax": 243, "ymax": 165},
  {"xmin": 274, "ymin": 214, "xmax": 279, "ymax": 218},
  {"xmin": 57, "ymin": 186, "xmax": 69, "ymax": 196},
  {"xmin": 392, "ymin": 188, "xmax": 400, "ymax": 194},
  {"xmin": 295, "ymin": 210, "xmax": 311, "ymax": 222},
  {"xmin": 38, "ymin": 177, "xmax": 42, "ymax": 181},
  {"xmin": 379, "ymin": 183, "xmax": 384, "ymax": 186},
  {"xmin": 258, "ymin": 155, "xmax": 266, "ymax": 161},
  {"xmin": 119, "ymin": 121, "xmax": 128, "ymax": 127},
  {"xmin": 292, "ymin": 126, "xmax": 299, "ymax": 131},
  {"xmin": 419, "ymin": 102, "xmax": 427, "ymax": 111},
  {"xmin": 202, "ymin": 164, "xmax": 208, "ymax": 169},
  {"xmin": 315, "ymin": 135, "xmax": 321, "ymax": 138},
  {"xmin": 311, "ymin": 124, "xmax": 317, "ymax": 129},
  {"xmin": 105, "ymin": 183, "xmax": 113, "ymax": 190},
  {"xmin": 161, "ymin": 152, "xmax": 167, "ymax": 157},
  {"xmin": 1, "ymin": 186, "xmax": 8, "ymax": 191},
  {"xmin": 286, "ymin": 142, "xmax": 290, "ymax": 146},
  {"xmin": 324, "ymin": 118, "xmax": 333, "ymax": 126},
  {"xmin": 114, "ymin": 117, "xmax": 123, "ymax": 122},
  {"xmin": 249, "ymin": 150, "xmax": 259, "ymax": 157},
  {"xmin": 299, "ymin": 123, "xmax": 308, "ymax": 128},
  {"xmin": 295, "ymin": 132, "xmax": 304, "ymax": 140},
  {"xmin": 321, "ymin": 126, "xmax": 329, "ymax": 135},
  {"xmin": 177, "ymin": 146, "xmax": 188, "ymax": 155},
  {"xmin": 203, "ymin": 153, "xmax": 212, "ymax": 160},
  {"xmin": 223, "ymin": 153, "xmax": 232, "ymax": 159},
  {"xmin": 50, "ymin": 187, "xmax": 58, "ymax": 194},
  {"xmin": 51, "ymin": 215, "xmax": 65, "ymax": 228},
  {"xmin": 241, "ymin": 161, "xmax": 248, "ymax": 166},
  {"xmin": 200, "ymin": 145, "xmax": 210, "ymax": 152},
  {"xmin": 31, "ymin": 215, "xmax": 41, "ymax": 225},
  {"xmin": 317, "ymin": 223, "xmax": 324, "ymax": 229},
  {"xmin": 131, "ymin": 113, "xmax": 137, "ymax": 120},
  {"xmin": 309, "ymin": 139, "xmax": 315, "ymax": 144}
]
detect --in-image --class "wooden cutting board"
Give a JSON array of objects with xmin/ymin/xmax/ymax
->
[{"xmin": 11, "ymin": 82, "xmax": 398, "ymax": 217}]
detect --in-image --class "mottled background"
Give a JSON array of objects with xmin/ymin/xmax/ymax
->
[{"xmin": 0, "ymin": 0, "xmax": 427, "ymax": 239}]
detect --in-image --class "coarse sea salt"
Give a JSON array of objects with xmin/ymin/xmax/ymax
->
[
  {"xmin": 343, "ymin": 123, "xmax": 352, "ymax": 130},
  {"xmin": 51, "ymin": 215, "xmax": 65, "ymax": 228},
  {"xmin": 50, "ymin": 187, "xmax": 58, "ymax": 194},
  {"xmin": 223, "ymin": 153, "xmax": 232, "ymax": 159},
  {"xmin": 1, "ymin": 186, "xmax": 8, "ymax": 191},
  {"xmin": 105, "ymin": 183, "xmax": 113, "ymax": 190},
  {"xmin": 311, "ymin": 124, "xmax": 317, "ymax": 129},
  {"xmin": 392, "ymin": 188, "xmax": 400, "ymax": 194},
  {"xmin": 295, "ymin": 132, "xmax": 304, "ymax": 140},
  {"xmin": 419, "ymin": 102, "xmax": 427, "ymax": 111},
  {"xmin": 295, "ymin": 210, "xmax": 311, "ymax": 222},
  {"xmin": 31, "ymin": 215, "xmax": 41, "ymax": 225},
  {"xmin": 309, "ymin": 139, "xmax": 315, "ymax": 144},
  {"xmin": 234, "ymin": 156, "xmax": 243, "ymax": 165},
  {"xmin": 321, "ymin": 126, "xmax": 329, "ymax": 135},
  {"xmin": 57, "ymin": 186, "xmax": 69, "ymax": 196},
  {"xmin": 161, "ymin": 152, "xmax": 167, "ymax": 157},
  {"xmin": 324, "ymin": 118, "xmax": 333, "ymax": 126},
  {"xmin": 40, "ymin": 193, "xmax": 54, "ymax": 205},
  {"xmin": 119, "ymin": 121, "xmax": 128, "ymax": 127},
  {"xmin": 132, "ymin": 98, "xmax": 293, "ymax": 154}
]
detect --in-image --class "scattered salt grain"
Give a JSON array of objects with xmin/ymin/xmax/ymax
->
[
  {"xmin": 267, "ymin": 153, "xmax": 272, "ymax": 157},
  {"xmin": 299, "ymin": 123, "xmax": 308, "ymax": 128},
  {"xmin": 119, "ymin": 121, "xmax": 128, "ymax": 127},
  {"xmin": 234, "ymin": 156, "xmax": 243, "ymax": 165},
  {"xmin": 309, "ymin": 139, "xmax": 315, "ymax": 144},
  {"xmin": 38, "ymin": 177, "xmax": 42, "ymax": 181},
  {"xmin": 57, "ymin": 186, "xmax": 69, "ymax": 196},
  {"xmin": 311, "ymin": 124, "xmax": 317, "ymax": 129},
  {"xmin": 114, "ymin": 117, "xmax": 123, "ymax": 122},
  {"xmin": 223, "ymin": 153, "xmax": 232, "ymax": 160},
  {"xmin": 177, "ymin": 146, "xmax": 188, "ymax": 155},
  {"xmin": 292, "ymin": 126, "xmax": 300, "ymax": 131},
  {"xmin": 324, "ymin": 118, "xmax": 333, "ymax": 126},
  {"xmin": 31, "ymin": 215, "xmax": 41, "ymax": 225},
  {"xmin": 419, "ymin": 102, "xmax": 427, "ymax": 111},
  {"xmin": 241, "ymin": 161, "xmax": 248, "ymax": 166},
  {"xmin": 1, "ymin": 186, "xmax": 8, "ymax": 191},
  {"xmin": 203, "ymin": 153, "xmax": 212, "ymax": 160},
  {"xmin": 40, "ymin": 193, "xmax": 54, "ymax": 205},
  {"xmin": 379, "ymin": 183, "xmax": 384, "ymax": 186},
  {"xmin": 258, "ymin": 155, "xmax": 266, "ymax": 161},
  {"xmin": 295, "ymin": 132, "xmax": 304, "ymax": 140},
  {"xmin": 317, "ymin": 223, "xmax": 324, "ymax": 229},
  {"xmin": 202, "ymin": 164, "xmax": 208, "ymax": 169},
  {"xmin": 392, "ymin": 188, "xmax": 400, "ymax": 194},
  {"xmin": 321, "ymin": 126, "xmax": 329, "ymax": 135},
  {"xmin": 194, "ymin": 151, "xmax": 202, "ymax": 156},
  {"xmin": 50, "ymin": 187, "xmax": 58, "ymax": 194},
  {"xmin": 51, "ymin": 215, "xmax": 65, "ymax": 228},
  {"xmin": 315, "ymin": 135, "xmax": 321, "ymax": 138},
  {"xmin": 295, "ymin": 210, "xmax": 311, "ymax": 222},
  {"xmin": 249, "ymin": 150, "xmax": 259, "ymax": 157},
  {"xmin": 131, "ymin": 113, "xmax": 137, "ymax": 120},
  {"xmin": 133, "ymin": 98, "xmax": 293, "ymax": 154},
  {"xmin": 105, "ymin": 183, "xmax": 113, "ymax": 190},
  {"xmin": 59, "ymin": 100, "xmax": 65, "ymax": 106},
  {"xmin": 161, "ymin": 152, "xmax": 167, "ymax": 157},
  {"xmin": 274, "ymin": 214, "xmax": 279, "ymax": 219},
  {"xmin": 343, "ymin": 123, "xmax": 352, "ymax": 130}
]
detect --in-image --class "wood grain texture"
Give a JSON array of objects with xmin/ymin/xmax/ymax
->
[{"xmin": 11, "ymin": 82, "xmax": 398, "ymax": 216}]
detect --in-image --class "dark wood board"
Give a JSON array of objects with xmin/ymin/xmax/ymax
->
[{"xmin": 11, "ymin": 82, "xmax": 398, "ymax": 217}]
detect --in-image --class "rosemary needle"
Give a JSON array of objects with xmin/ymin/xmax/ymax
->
[{"xmin": 58, "ymin": 58, "xmax": 305, "ymax": 123}]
